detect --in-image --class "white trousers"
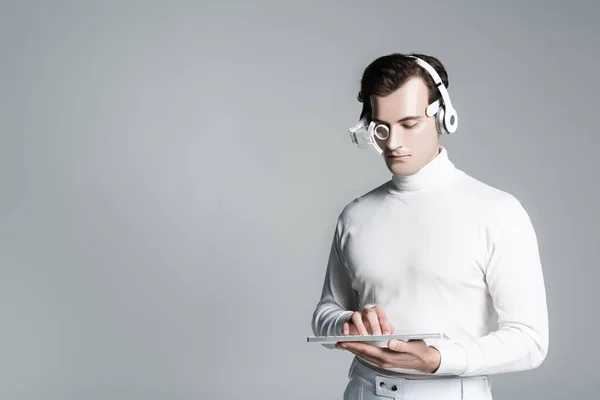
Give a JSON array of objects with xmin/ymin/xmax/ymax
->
[{"xmin": 343, "ymin": 357, "xmax": 493, "ymax": 400}]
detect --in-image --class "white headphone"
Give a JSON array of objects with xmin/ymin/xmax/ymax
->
[{"xmin": 348, "ymin": 55, "xmax": 458, "ymax": 155}]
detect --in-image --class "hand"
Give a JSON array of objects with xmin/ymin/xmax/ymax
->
[
  {"xmin": 335, "ymin": 339, "xmax": 442, "ymax": 373},
  {"xmin": 343, "ymin": 305, "xmax": 397, "ymax": 336}
]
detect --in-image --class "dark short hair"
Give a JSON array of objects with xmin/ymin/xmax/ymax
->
[{"xmin": 357, "ymin": 53, "xmax": 449, "ymax": 121}]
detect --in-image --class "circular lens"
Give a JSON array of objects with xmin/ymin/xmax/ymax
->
[
  {"xmin": 450, "ymin": 115, "xmax": 455, "ymax": 125},
  {"xmin": 374, "ymin": 124, "xmax": 389, "ymax": 140}
]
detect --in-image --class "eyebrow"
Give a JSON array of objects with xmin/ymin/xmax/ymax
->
[{"xmin": 372, "ymin": 116, "xmax": 422, "ymax": 124}]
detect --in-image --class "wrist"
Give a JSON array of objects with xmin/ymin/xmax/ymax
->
[{"xmin": 427, "ymin": 347, "xmax": 441, "ymax": 373}]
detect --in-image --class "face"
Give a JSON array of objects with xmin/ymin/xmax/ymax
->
[{"xmin": 370, "ymin": 77, "xmax": 441, "ymax": 176}]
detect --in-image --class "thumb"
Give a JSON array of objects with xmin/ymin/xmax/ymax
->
[
  {"xmin": 388, "ymin": 339, "xmax": 425, "ymax": 354},
  {"xmin": 387, "ymin": 339, "xmax": 408, "ymax": 352}
]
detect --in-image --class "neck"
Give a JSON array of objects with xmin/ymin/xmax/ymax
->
[{"xmin": 387, "ymin": 146, "xmax": 460, "ymax": 194}]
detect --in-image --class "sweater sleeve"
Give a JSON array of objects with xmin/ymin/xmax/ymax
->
[
  {"xmin": 427, "ymin": 196, "xmax": 549, "ymax": 376},
  {"xmin": 311, "ymin": 218, "xmax": 358, "ymax": 349}
]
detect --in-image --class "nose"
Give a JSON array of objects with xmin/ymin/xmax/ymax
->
[{"xmin": 386, "ymin": 125, "xmax": 406, "ymax": 150}]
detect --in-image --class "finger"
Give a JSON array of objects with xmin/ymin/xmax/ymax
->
[
  {"xmin": 374, "ymin": 306, "xmax": 393, "ymax": 334},
  {"xmin": 378, "ymin": 316, "xmax": 393, "ymax": 335},
  {"xmin": 364, "ymin": 308, "xmax": 382, "ymax": 335},
  {"xmin": 352, "ymin": 312, "xmax": 369, "ymax": 336},
  {"xmin": 343, "ymin": 322, "xmax": 350, "ymax": 335},
  {"xmin": 349, "ymin": 315, "xmax": 373, "ymax": 335},
  {"xmin": 363, "ymin": 319, "xmax": 372, "ymax": 334}
]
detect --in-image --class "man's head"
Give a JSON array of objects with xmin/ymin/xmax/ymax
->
[{"xmin": 357, "ymin": 53, "xmax": 450, "ymax": 176}]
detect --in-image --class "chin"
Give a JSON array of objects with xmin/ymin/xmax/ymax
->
[{"xmin": 388, "ymin": 163, "xmax": 418, "ymax": 176}]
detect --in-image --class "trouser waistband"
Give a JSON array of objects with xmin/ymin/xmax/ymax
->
[{"xmin": 348, "ymin": 357, "xmax": 491, "ymax": 399}]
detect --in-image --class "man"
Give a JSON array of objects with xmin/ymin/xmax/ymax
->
[{"xmin": 311, "ymin": 53, "xmax": 549, "ymax": 399}]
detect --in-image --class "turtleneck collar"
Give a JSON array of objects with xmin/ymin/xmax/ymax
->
[{"xmin": 386, "ymin": 146, "xmax": 461, "ymax": 194}]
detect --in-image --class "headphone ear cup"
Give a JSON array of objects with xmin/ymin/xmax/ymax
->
[{"xmin": 436, "ymin": 106, "xmax": 449, "ymax": 135}]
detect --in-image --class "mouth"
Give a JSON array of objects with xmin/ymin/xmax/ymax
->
[{"xmin": 388, "ymin": 154, "xmax": 411, "ymax": 159}]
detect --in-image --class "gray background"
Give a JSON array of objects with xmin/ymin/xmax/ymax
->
[{"xmin": 1, "ymin": 0, "xmax": 598, "ymax": 399}]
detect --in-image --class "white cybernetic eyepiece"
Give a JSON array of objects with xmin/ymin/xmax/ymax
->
[
  {"xmin": 373, "ymin": 124, "xmax": 389, "ymax": 140},
  {"xmin": 348, "ymin": 117, "xmax": 384, "ymax": 155}
]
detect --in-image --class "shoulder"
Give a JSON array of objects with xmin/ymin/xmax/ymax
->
[
  {"xmin": 336, "ymin": 181, "xmax": 389, "ymax": 227},
  {"xmin": 459, "ymin": 172, "xmax": 526, "ymax": 211},
  {"xmin": 457, "ymin": 172, "xmax": 532, "ymax": 233}
]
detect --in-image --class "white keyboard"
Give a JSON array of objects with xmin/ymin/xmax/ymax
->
[{"xmin": 307, "ymin": 333, "xmax": 450, "ymax": 347}]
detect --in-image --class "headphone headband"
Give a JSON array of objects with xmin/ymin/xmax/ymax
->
[
  {"xmin": 408, "ymin": 56, "xmax": 443, "ymax": 85},
  {"xmin": 407, "ymin": 55, "xmax": 458, "ymax": 134}
]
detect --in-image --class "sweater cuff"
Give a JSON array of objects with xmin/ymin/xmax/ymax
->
[
  {"xmin": 321, "ymin": 311, "xmax": 355, "ymax": 350},
  {"xmin": 426, "ymin": 340, "xmax": 468, "ymax": 376}
]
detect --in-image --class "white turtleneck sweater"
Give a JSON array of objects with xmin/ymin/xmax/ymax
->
[{"xmin": 311, "ymin": 147, "xmax": 549, "ymax": 377}]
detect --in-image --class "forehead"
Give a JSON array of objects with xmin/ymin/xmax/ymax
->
[{"xmin": 370, "ymin": 77, "xmax": 430, "ymax": 120}]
